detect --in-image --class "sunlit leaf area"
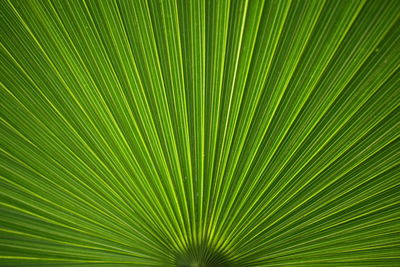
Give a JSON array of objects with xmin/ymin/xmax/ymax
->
[{"xmin": 1, "ymin": 0, "xmax": 399, "ymax": 266}]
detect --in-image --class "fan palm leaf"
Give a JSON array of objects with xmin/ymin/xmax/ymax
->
[{"xmin": 1, "ymin": 0, "xmax": 399, "ymax": 266}]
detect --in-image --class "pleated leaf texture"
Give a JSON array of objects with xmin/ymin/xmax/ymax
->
[{"xmin": 1, "ymin": 0, "xmax": 400, "ymax": 266}]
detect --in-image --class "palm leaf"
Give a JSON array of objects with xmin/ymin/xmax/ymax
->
[{"xmin": 1, "ymin": 0, "xmax": 399, "ymax": 266}]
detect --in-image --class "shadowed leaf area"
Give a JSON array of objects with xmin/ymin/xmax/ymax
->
[
  {"xmin": 175, "ymin": 242, "xmax": 235, "ymax": 267},
  {"xmin": 0, "ymin": 0, "xmax": 399, "ymax": 266}
]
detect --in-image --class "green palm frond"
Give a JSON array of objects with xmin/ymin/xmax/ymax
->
[{"xmin": 1, "ymin": 0, "xmax": 399, "ymax": 266}]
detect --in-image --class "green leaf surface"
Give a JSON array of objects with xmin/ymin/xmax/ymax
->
[{"xmin": 1, "ymin": 0, "xmax": 399, "ymax": 266}]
